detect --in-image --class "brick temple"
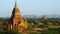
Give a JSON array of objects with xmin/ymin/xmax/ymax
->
[{"xmin": 5, "ymin": 1, "xmax": 28, "ymax": 32}]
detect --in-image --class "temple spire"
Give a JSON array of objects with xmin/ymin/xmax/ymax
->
[{"xmin": 15, "ymin": 0, "xmax": 18, "ymax": 8}]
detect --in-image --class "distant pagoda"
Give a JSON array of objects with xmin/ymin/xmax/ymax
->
[{"xmin": 42, "ymin": 15, "xmax": 47, "ymax": 20}]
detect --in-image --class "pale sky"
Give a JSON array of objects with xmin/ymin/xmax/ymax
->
[{"xmin": 0, "ymin": 0, "xmax": 60, "ymax": 17}]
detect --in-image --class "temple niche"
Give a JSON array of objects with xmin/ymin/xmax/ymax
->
[{"xmin": 5, "ymin": 1, "xmax": 28, "ymax": 32}]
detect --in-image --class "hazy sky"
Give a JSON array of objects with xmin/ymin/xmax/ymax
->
[{"xmin": 0, "ymin": 0, "xmax": 60, "ymax": 17}]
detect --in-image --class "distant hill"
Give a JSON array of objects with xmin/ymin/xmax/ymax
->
[
  {"xmin": 23, "ymin": 15, "xmax": 38, "ymax": 18},
  {"xmin": 45, "ymin": 15, "xmax": 60, "ymax": 18},
  {"xmin": 23, "ymin": 15, "xmax": 60, "ymax": 18}
]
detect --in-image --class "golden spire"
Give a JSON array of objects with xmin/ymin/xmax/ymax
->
[{"xmin": 15, "ymin": 0, "xmax": 18, "ymax": 8}]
